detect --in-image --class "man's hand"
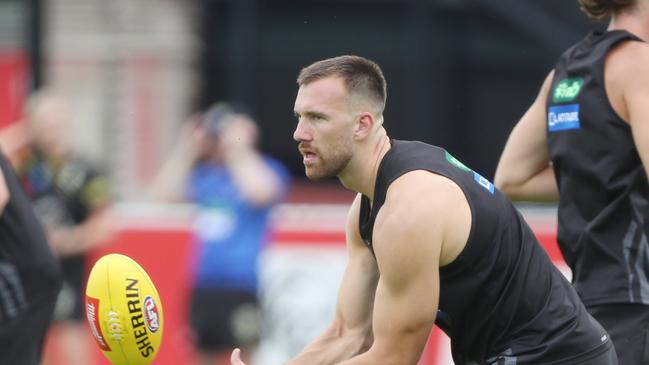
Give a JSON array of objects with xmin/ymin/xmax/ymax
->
[{"xmin": 231, "ymin": 348, "xmax": 246, "ymax": 365}]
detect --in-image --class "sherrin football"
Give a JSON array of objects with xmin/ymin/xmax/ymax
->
[{"xmin": 85, "ymin": 253, "xmax": 164, "ymax": 365}]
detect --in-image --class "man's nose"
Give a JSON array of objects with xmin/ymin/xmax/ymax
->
[{"xmin": 293, "ymin": 119, "xmax": 311, "ymax": 142}]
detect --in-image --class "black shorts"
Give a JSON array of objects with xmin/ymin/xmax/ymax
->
[
  {"xmin": 487, "ymin": 339, "xmax": 617, "ymax": 365},
  {"xmin": 0, "ymin": 296, "xmax": 56, "ymax": 365},
  {"xmin": 568, "ymin": 340, "xmax": 618, "ymax": 365},
  {"xmin": 588, "ymin": 303, "xmax": 649, "ymax": 365},
  {"xmin": 189, "ymin": 289, "xmax": 261, "ymax": 352}
]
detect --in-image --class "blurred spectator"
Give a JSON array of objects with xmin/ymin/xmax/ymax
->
[
  {"xmin": 0, "ymin": 148, "xmax": 62, "ymax": 365},
  {"xmin": 14, "ymin": 91, "xmax": 113, "ymax": 365},
  {"xmin": 150, "ymin": 102, "xmax": 291, "ymax": 365}
]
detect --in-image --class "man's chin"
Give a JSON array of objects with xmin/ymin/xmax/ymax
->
[
  {"xmin": 305, "ymin": 172, "xmax": 325, "ymax": 181},
  {"xmin": 305, "ymin": 167, "xmax": 330, "ymax": 181}
]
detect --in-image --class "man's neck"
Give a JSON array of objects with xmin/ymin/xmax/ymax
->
[
  {"xmin": 338, "ymin": 129, "xmax": 391, "ymax": 199},
  {"xmin": 609, "ymin": 6, "xmax": 649, "ymax": 41}
]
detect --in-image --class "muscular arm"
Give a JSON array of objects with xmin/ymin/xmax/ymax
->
[
  {"xmin": 623, "ymin": 44, "xmax": 649, "ymax": 180},
  {"xmin": 494, "ymin": 71, "xmax": 559, "ymax": 202},
  {"xmin": 339, "ymin": 172, "xmax": 449, "ymax": 365},
  {"xmin": 284, "ymin": 194, "xmax": 379, "ymax": 364}
]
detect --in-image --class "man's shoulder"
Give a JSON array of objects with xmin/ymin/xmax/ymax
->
[
  {"xmin": 607, "ymin": 39, "xmax": 649, "ymax": 77},
  {"xmin": 380, "ymin": 171, "xmax": 465, "ymax": 223},
  {"xmin": 389, "ymin": 169, "xmax": 463, "ymax": 199},
  {"xmin": 624, "ymin": 41, "xmax": 649, "ymax": 77}
]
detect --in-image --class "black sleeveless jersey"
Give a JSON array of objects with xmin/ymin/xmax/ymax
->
[
  {"xmin": 359, "ymin": 140, "xmax": 610, "ymax": 364},
  {"xmin": 547, "ymin": 30, "xmax": 649, "ymax": 306},
  {"xmin": 0, "ymin": 152, "xmax": 61, "ymax": 322}
]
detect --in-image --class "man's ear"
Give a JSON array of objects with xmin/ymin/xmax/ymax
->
[{"xmin": 354, "ymin": 112, "xmax": 374, "ymax": 140}]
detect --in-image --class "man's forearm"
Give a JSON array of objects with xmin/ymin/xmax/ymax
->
[
  {"xmin": 285, "ymin": 326, "xmax": 371, "ymax": 365},
  {"xmin": 497, "ymin": 164, "xmax": 559, "ymax": 202},
  {"xmin": 337, "ymin": 347, "xmax": 416, "ymax": 365},
  {"xmin": 337, "ymin": 351, "xmax": 391, "ymax": 365}
]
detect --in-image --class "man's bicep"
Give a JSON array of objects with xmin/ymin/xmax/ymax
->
[
  {"xmin": 495, "ymin": 71, "xmax": 554, "ymax": 198},
  {"xmin": 368, "ymin": 207, "xmax": 441, "ymax": 364},
  {"xmin": 629, "ymin": 102, "xmax": 649, "ymax": 177},
  {"xmin": 626, "ymin": 49, "xmax": 649, "ymax": 178},
  {"xmin": 371, "ymin": 266, "xmax": 438, "ymax": 360}
]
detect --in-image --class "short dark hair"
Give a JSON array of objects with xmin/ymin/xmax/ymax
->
[
  {"xmin": 578, "ymin": 0, "xmax": 635, "ymax": 19},
  {"xmin": 297, "ymin": 55, "xmax": 387, "ymax": 112}
]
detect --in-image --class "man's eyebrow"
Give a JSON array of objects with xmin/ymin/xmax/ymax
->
[{"xmin": 301, "ymin": 111, "xmax": 327, "ymax": 119}]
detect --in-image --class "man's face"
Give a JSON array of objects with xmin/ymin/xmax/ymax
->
[
  {"xmin": 205, "ymin": 115, "xmax": 259, "ymax": 161},
  {"xmin": 30, "ymin": 98, "xmax": 73, "ymax": 159},
  {"xmin": 293, "ymin": 77, "xmax": 356, "ymax": 180}
]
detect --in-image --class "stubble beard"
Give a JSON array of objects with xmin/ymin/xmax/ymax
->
[{"xmin": 305, "ymin": 139, "xmax": 353, "ymax": 181}]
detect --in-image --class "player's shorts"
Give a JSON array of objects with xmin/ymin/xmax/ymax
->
[
  {"xmin": 189, "ymin": 289, "xmax": 261, "ymax": 352},
  {"xmin": 588, "ymin": 303, "xmax": 649, "ymax": 364},
  {"xmin": 485, "ymin": 336, "xmax": 617, "ymax": 365},
  {"xmin": 569, "ymin": 340, "xmax": 618, "ymax": 365},
  {"xmin": 0, "ymin": 295, "xmax": 57, "ymax": 365},
  {"xmin": 52, "ymin": 255, "xmax": 85, "ymax": 322}
]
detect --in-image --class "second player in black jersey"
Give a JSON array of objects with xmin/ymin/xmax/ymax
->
[{"xmin": 496, "ymin": 0, "xmax": 649, "ymax": 363}]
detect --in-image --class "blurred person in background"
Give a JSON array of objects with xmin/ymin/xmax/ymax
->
[
  {"xmin": 0, "ymin": 148, "xmax": 62, "ymax": 365},
  {"xmin": 150, "ymin": 102, "xmax": 290, "ymax": 365},
  {"xmin": 495, "ymin": 0, "xmax": 649, "ymax": 363},
  {"xmin": 13, "ymin": 91, "xmax": 113, "ymax": 365},
  {"xmin": 232, "ymin": 55, "xmax": 617, "ymax": 365}
]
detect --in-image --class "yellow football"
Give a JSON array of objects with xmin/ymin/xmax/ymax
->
[{"xmin": 85, "ymin": 253, "xmax": 164, "ymax": 365}]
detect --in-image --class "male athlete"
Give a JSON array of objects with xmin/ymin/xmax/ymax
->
[
  {"xmin": 232, "ymin": 55, "xmax": 617, "ymax": 364},
  {"xmin": 495, "ymin": 1, "xmax": 649, "ymax": 362}
]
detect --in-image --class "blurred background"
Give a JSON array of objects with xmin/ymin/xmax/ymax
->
[
  {"xmin": 0, "ymin": 0, "xmax": 606, "ymax": 191},
  {"xmin": 0, "ymin": 0, "xmax": 605, "ymax": 364}
]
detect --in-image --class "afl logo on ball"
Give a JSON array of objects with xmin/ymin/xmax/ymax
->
[{"xmin": 143, "ymin": 296, "xmax": 160, "ymax": 333}]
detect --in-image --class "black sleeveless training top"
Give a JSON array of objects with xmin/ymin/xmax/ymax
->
[
  {"xmin": 359, "ymin": 140, "xmax": 610, "ymax": 364},
  {"xmin": 547, "ymin": 30, "xmax": 649, "ymax": 306}
]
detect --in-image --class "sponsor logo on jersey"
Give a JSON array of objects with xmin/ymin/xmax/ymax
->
[
  {"xmin": 473, "ymin": 172, "xmax": 495, "ymax": 194},
  {"xmin": 445, "ymin": 151, "xmax": 471, "ymax": 172},
  {"xmin": 552, "ymin": 77, "xmax": 584, "ymax": 103},
  {"xmin": 125, "ymin": 278, "xmax": 156, "ymax": 357},
  {"xmin": 143, "ymin": 296, "xmax": 160, "ymax": 333},
  {"xmin": 548, "ymin": 104, "xmax": 580, "ymax": 132},
  {"xmin": 86, "ymin": 296, "xmax": 111, "ymax": 351}
]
